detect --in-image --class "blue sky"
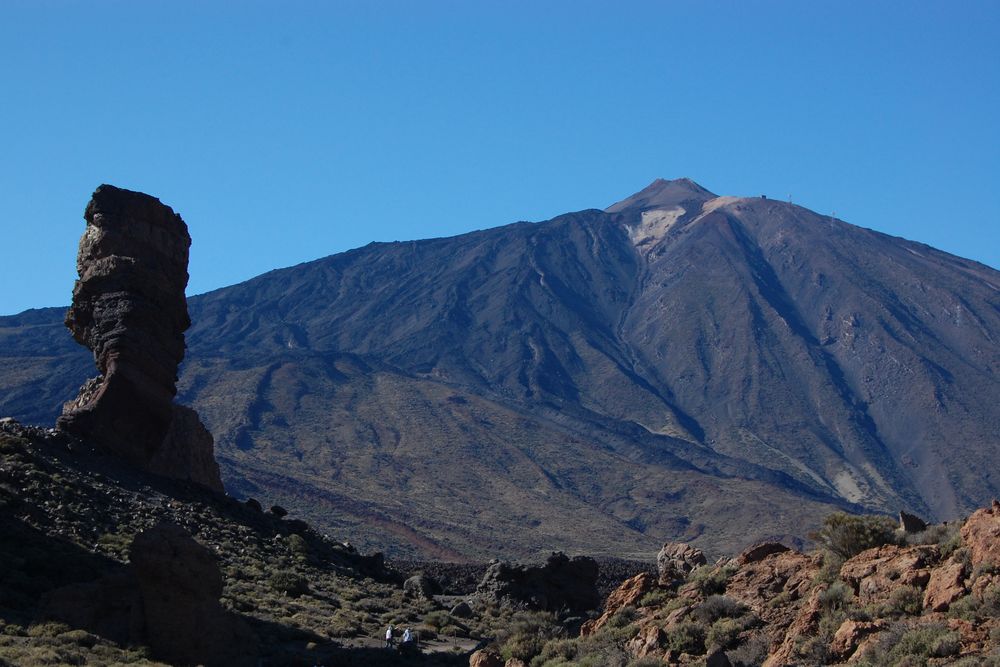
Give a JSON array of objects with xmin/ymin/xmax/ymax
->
[{"xmin": 1, "ymin": 1, "xmax": 998, "ymax": 315}]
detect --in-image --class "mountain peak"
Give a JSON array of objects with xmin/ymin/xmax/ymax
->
[{"xmin": 606, "ymin": 178, "xmax": 717, "ymax": 213}]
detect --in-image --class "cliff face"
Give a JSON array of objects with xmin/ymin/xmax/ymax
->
[
  {"xmin": 55, "ymin": 185, "xmax": 221, "ymax": 491},
  {"xmin": 2, "ymin": 179, "xmax": 998, "ymax": 557}
]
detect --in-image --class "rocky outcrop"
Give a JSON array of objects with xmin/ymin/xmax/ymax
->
[
  {"xmin": 56, "ymin": 185, "xmax": 222, "ymax": 492},
  {"xmin": 923, "ymin": 557, "xmax": 967, "ymax": 612},
  {"xmin": 960, "ymin": 499, "xmax": 1000, "ymax": 568},
  {"xmin": 404, "ymin": 573, "xmax": 442, "ymax": 599},
  {"xmin": 736, "ymin": 542, "xmax": 790, "ymax": 566},
  {"xmin": 839, "ymin": 545, "xmax": 937, "ymax": 605},
  {"xmin": 580, "ymin": 572, "xmax": 656, "ymax": 636},
  {"xmin": 468, "ymin": 649, "xmax": 503, "ymax": 667},
  {"xmin": 41, "ymin": 522, "xmax": 256, "ymax": 666},
  {"xmin": 130, "ymin": 523, "xmax": 257, "ymax": 666},
  {"xmin": 476, "ymin": 552, "xmax": 599, "ymax": 613},
  {"xmin": 829, "ymin": 619, "xmax": 887, "ymax": 661},
  {"xmin": 899, "ymin": 510, "xmax": 927, "ymax": 533},
  {"xmin": 657, "ymin": 542, "xmax": 707, "ymax": 585}
]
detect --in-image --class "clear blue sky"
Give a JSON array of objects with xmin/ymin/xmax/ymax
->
[{"xmin": 2, "ymin": 1, "xmax": 998, "ymax": 315}]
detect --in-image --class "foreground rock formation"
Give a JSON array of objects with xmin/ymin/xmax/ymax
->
[
  {"xmin": 568, "ymin": 504, "xmax": 1000, "ymax": 666},
  {"xmin": 475, "ymin": 552, "xmax": 599, "ymax": 613},
  {"xmin": 56, "ymin": 184, "xmax": 222, "ymax": 491},
  {"xmin": 43, "ymin": 523, "xmax": 257, "ymax": 666}
]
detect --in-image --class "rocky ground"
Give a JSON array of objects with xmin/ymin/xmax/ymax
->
[
  {"xmin": 469, "ymin": 509, "xmax": 1000, "ymax": 666},
  {"xmin": 0, "ymin": 420, "xmax": 628, "ymax": 666}
]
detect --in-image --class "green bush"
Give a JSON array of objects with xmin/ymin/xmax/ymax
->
[
  {"xmin": 706, "ymin": 617, "xmax": 742, "ymax": 650},
  {"xmin": 810, "ymin": 512, "xmax": 898, "ymax": 560},
  {"xmin": 885, "ymin": 586, "xmax": 923, "ymax": 617},
  {"xmin": 689, "ymin": 564, "xmax": 736, "ymax": 596},
  {"xmin": 638, "ymin": 588, "xmax": 673, "ymax": 608},
  {"xmin": 268, "ymin": 571, "xmax": 309, "ymax": 597},
  {"xmin": 664, "ymin": 620, "xmax": 706, "ymax": 654},
  {"xmin": 692, "ymin": 595, "xmax": 747, "ymax": 624},
  {"xmin": 819, "ymin": 580, "xmax": 854, "ymax": 611}
]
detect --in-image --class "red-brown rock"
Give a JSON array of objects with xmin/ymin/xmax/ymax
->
[
  {"xmin": 923, "ymin": 558, "xmax": 967, "ymax": 612},
  {"xmin": 737, "ymin": 542, "xmax": 791, "ymax": 566},
  {"xmin": 580, "ymin": 572, "xmax": 656, "ymax": 636},
  {"xmin": 57, "ymin": 185, "xmax": 222, "ymax": 491},
  {"xmin": 960, "ymin": 500, "xmax": 1000, "ymax": 568},
  {"xmin": 625, "ymin": 624, "xmax": 666, "ymax": 659},
  {"xmin": 469, "ymin": 649, "xmax": 503, "ymax": 667},
  {"xmin": 839, "ymin": 545, "xmax": 937, "ymax": 605},
  {"xmin": 829, "ymin": 619, "xmax": 887, "ymax": 661},
  {"xmin": 130, "ymin": 523, "xmax": 257, "ymax": 666}
]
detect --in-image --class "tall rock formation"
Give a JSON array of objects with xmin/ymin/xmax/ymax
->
[{"xmin": 56, "ymin": 185, "xmax": 222, "ymax": 491}]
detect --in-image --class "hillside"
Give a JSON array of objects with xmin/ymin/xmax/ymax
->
[{"xmin": 2, "ymin": 179, "xmax": 998, "ymax": 559}]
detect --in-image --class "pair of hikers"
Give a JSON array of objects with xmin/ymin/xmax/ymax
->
[{"xmin": 384, "ymin": 624, "xmax": 414, "ymax": 649}]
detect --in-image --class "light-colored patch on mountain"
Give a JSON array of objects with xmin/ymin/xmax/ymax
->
[
  {"xmin": 833, "ymin": 468, "xmax": 866, "ymax": 503},
  {"xmin": 627, "ymin": 207, "xmax": 684, "ymax": 249},
  {"xmin": 700, "ymin": 196, "xmax": 743, "ymax": 215}
]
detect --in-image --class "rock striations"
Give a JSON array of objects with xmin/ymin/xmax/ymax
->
[{"xmin": 56, "ymin": 185, "xmax": 222, "ymax": 491}]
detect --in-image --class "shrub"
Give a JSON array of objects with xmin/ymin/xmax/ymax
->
[
  {"xmin": 706, "ymin": 617, "xmax": 742, "ymax": 650},
  {"xmin": 638, "ymin": 588, "xmax": 673, "ymax": 608},
  {"xmin": 269, "ymin": 571, "xmax": 309, "ymax": 597},
  {"xmin": 727, "ymin": 635, "xmax": 770, "ymax": 667},
  {"xmin": 422, "ymin": 610, "xmax": 452, "ymax": 630},
  {"xmin": 692, "ymin": 595, "xmax": 747, "ymax": 624},
  {"xmin": 819, "ymin": 580, "xmax": 854, "ymax": 611},
  {"xmin": 810, "ymin": 512, "xmax": 898, "ymax": 560},
  {"xmin": 689, "ymin": 564, "xmax": 736, "ymax": 596},
  {"xmin": 885, "ymin": 586, "xmax": 923, "ymax": 617},
  {"xmin": 664, "ymin": 620, "xmax": 706, "ymax": 654},
  {"xmin": 502, "ymin": 632, "xmax": 546, "ymax": 663}
]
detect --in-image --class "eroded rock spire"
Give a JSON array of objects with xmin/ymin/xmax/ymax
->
[{"xmin": 57, "ymin": 184, "xmax": 222, "ymax": 491}]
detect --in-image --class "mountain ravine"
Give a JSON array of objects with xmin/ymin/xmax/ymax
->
[{"xmin": 2, "ymin": 178, "xmax": 998, "ymax": 559}]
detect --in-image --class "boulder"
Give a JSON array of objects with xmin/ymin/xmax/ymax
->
[
  {"xmin": 829, "ymin": 619, "xmax": 887, "ymax": 661},
  {"xmin": 505, "ymin": 660, "xmax": 529, "ymax": 667},
  {"xmin": 404, "ymin": 573, "xmax": 442, "ymax": 599},
  {"xmin": 737, "ymin": 542, "xmax": 791, "ymax": 566},
  {"xmin": 148, "ymin": 405, "xmax": 223, "ymax": 492},
  {"xmin": 899, "ymin": 510, "xmax": 928, "ymax": 533},
  {"xmin": 839, "ymin": 545, "xmax": 937, "ymax": 605},
  {"xmin": 469, "ymin": 649, "xmax": 503, "ymax": 667},
  {"xmin": 923, "ymin": 557, "xmax": 967, "ymax": 612},
  {"xmin": 476, "ymin": 552, "xmax": 599, "ymax": 613},
  {"xmin": 580, "ymin": 572, "xmax": 656, "ymax": 636},
  {"xmin": 624, "ymin": 624, "xmax": 666, "ymax": 659},
  {"xmin": 56, "ymin": 185, "xmax": 223, "ymax": 491},
  {"xmin": 725, "ymin": 550, "xmax": 819, "ymax": 625},
  {"xmin": 40, "ymin": 571, "xmax": 143, "ymax": 645},
  {"xmin": 960, "ymin": 500, "xmax": 1000, "ymax": 568},
  {"xmin": 657, "ymin": 542, "xmax": 706, "ymax": 585},
  {"xmin": 130, "ymin": 523, "xmax": 257, "ymax": 666}
]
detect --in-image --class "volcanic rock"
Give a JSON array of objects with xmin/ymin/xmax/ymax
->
[
  {"xmin": 737, "ymin": 542, "xmax": 791, "ymax": 566},
  {"xmin": 839, "ymin": 545, "xmax": 937, "ymax": 605},
  {"xmin": 56, "ymin": 185, "xmax": 222, "ymax": 491},
  {"xmin": 899, "ymin": 510, "xmax": 928, "ymax": 533},
  {"xmin": 468, "ymin": 649, "xmax": 503, "ymax": 667},
  {"xmin": 41, "ymin": 571, "xmax": 143, "ymax": 645},
  {"xmin": 960, "ymin": 499, "xmax": 1000, "ymax": 568},
  {"xmin": 476, "ymin": 552, "xmax": 599, "ymax": 613},
  {"xmin": 580, "ymin": 571, "xmax": 657, "ymax": 636},
  {"xmin": 923, "ymin": 557, "xmax": 968, "ymax": 612},
  {"xmin": 829, "ymin": 619, "xmax": 887, "ymax": 661},
  {"xmin": 657, "ymin": 542, "xmax": 707, "ymax": 585},
  {"xmin": 130, "ymin": 522, "xmax": 257, "ymax": 666},
  {"xmin": 404, "ymin": 573, "xmax": 442, "ymax": 599}
]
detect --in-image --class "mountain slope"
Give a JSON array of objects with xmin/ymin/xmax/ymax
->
[{"xmin": 2, "ymin": 179, "xmax": 998, "ymax": 559}]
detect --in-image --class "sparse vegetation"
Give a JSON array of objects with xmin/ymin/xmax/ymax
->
[{"xmin": 810, "ymin": 512, "xmax": 898, "ymax": 560}]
